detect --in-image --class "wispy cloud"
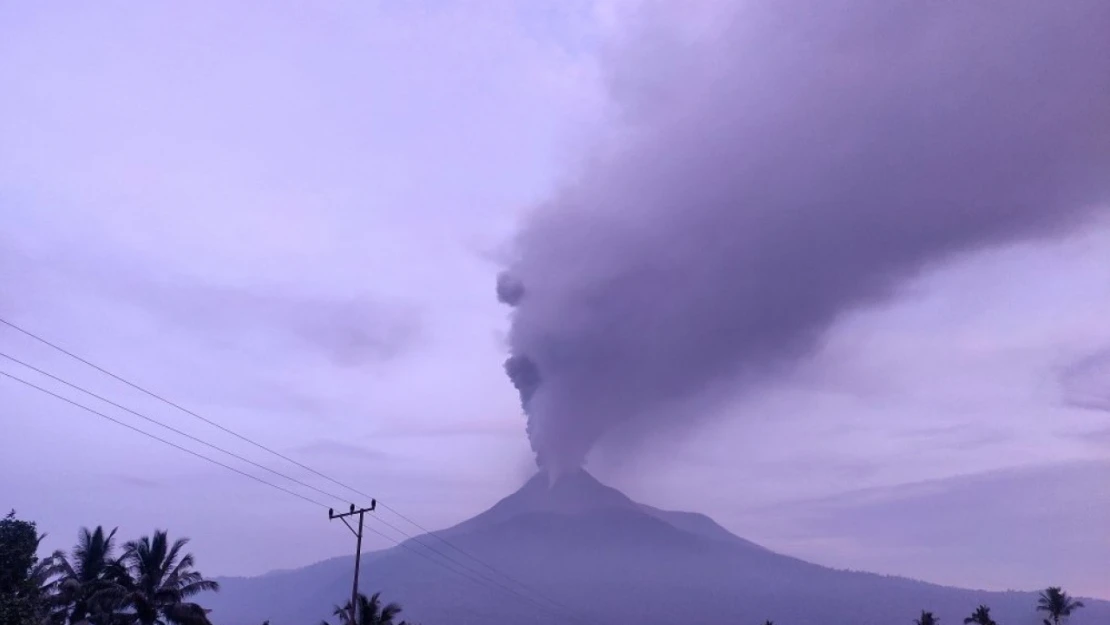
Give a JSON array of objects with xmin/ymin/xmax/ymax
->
[
  {"xmin": 371, "ymin": 417, "xmax": 523, "ymax": 441},
  {"xmin": 894, "ymin": 423, "xmax": 1016, "ymax": 450},
  {"xmin": 117, "ymin": 279, "xmax": 423, "ymax": 368},
  {"xmin": 113, "ymin": 474, "xmax": 164, "ymax": 490},
  {"xmin": 750, "ymin": 461, "xmax": 1110, "ymax": 598},
  {"xmin": 1060, "ymin": 348, "xmax": 1110, "ymax": 413},
  {"xmin": 292, "ymin": 439, "xmax": 389, "ymax": 463}
]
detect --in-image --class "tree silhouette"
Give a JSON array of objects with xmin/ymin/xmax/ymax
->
[
  {"xmin": 0, "ymin": 511, "xmax": 49, "ymax": 625},
  {"xmin": 27, "ymin": 553, "xmax": 66, "ymax": 625},
  {"xmin": 100, "ymin": 530, "xmax": 219, "ymax": 625},
  {"xmin": 964, "ymin": 605, "xmax": 996, "ymax": 625},
  {"xmin": 326, "ymin": 592, "xmax": 407, "ymax": 625},
  {"xmin": 1037, "ymin": 587, "xmax": 1084, "ymax": 625},
  {"xmin": 52, "ymin": 526, "xmax": 124, "ymax": 625},
  {"xmin": 916, "ymin": 610, "xmax": 940, "ymax": 625}
]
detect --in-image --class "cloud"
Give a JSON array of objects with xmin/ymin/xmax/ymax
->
[
  {"xmin": 2, "ymin": 230, "xmax": 423, "ymax": 371},
  {"xmin": 499, "ymin": 0, "xmax": 1110, "ymax": 472},
  {"xmin": 373, "ymin": 418, "xmax": 523, "ymax": 441},
  {"xmin": 114, "ymin": 475, "xmax": 164, "ymax": 490},
  {"xmin": 894, "ymin": 424, "xmax": 1015, "ymax": 450},
  {"xmin": 1060, "ymin": 348, "xmax": 1110, "ymax": 413},
  {"xmin": 755, "ymin": 461, "xmax": 1110, "ymax": 598},
  {"xmin": 104, "ymin": 273, "xmax": 421, "ymax": 368},
  {"xmin": 0, "ymin": 0, "xmax": 593, "ymax": 581},
  {"xmin": 292, "ymin": 439, "xmax": 389, "ymax": 463}
]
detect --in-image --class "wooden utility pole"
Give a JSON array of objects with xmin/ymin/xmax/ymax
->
[{"xmin": 329, "ymin": 501, "xmax": 376, "ymax": 623}]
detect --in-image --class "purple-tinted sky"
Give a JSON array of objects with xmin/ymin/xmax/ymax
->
[{"xmin": 2, "ymin": 0, "xmax": 1108, "ymax": 600}]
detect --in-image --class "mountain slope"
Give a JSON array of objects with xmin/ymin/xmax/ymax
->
[{"xmin": 207, "ymin": 471, "xmax": 1110, "ymax": 625}]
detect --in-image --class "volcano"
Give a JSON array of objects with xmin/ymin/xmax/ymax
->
[
  {"xmin": 207, "ymin": 471, "xmax": 1110, "ymax": 625},
  {"xmin": 439, "ymin": 469, "xmax": 764, "ymax": 550}
]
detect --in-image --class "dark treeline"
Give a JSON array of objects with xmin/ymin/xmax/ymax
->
[
  {"xmin": 1, "ymin": 512, "xmax": 416, "ymax": 625},
  {"xmin": 2, "ymin": 511, "xmax": 220, "ymax": 625},
  {"xmin": 2, "ymin": 511, "xmax": 1088, "ymax": 625},
  {"xmin": 908, "ymin": 592, "xmax": 1085, "ymax": 625}
]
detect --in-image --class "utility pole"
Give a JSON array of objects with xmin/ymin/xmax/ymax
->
[{"xmin": 329, "ymin": 501, "xmax": 376, "ymax": 623}]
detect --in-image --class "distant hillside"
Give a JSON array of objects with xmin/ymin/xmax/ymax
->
[{"xmin": 207, "ymin": 470, "xmax": 1110, "ymax": 625}]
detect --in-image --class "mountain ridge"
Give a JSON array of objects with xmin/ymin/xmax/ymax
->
[{"xmin": 206, "ymin": 470, "xmax": 1110, "ymax": 625}]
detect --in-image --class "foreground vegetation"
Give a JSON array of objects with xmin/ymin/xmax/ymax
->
[
  {"xmin": 1, "ymin": 512, "xmax": 416, "ymax": 625},
  {"xmin": 1, "ymin": 511, "xmax": 1090, "ymax": 625},
  {"xmin": 911, "ymin": 591, "xmax": 1085, "ymax": 625},
  {"xmin": 2, "ymin": 512, "xmax": 220, "ymax": 625}
]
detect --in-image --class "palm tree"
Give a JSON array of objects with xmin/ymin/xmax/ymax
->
[
  {"xmin": 27, "ymin": 552, "xmax": 66, "ymax": 625},
  {"xmin": 916, "ymin": 610, "xmax": 939, "ymax": 625},
  {"xmin": 105, "ymin": 530, "xmax": 219, "ymax": 625},
  {"xmin": 16, "ymin": 531, "xmax": 68, "ymax": 625},
  {"xmin": 327, "ymin": 592, "xmax": 404, "ymax": 625},
  {"xmin": 51, "ymin": 526, "xmax": 124, "ymax": 625},
  {"xmin": 964, "ymin": 605, "xmax": 996, "ymax": 625},
  {"xmin": 1037, "ymin": 587, "xmax": 1084, "ymax": 625}
]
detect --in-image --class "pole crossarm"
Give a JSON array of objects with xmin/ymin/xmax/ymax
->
[
  {"xmin": 328, "ymin": 500, "xmax": 377, "ymax": 623},
  {"xmin": 329, "ymin": 500, "xmax": 376, "ymax": 519}
]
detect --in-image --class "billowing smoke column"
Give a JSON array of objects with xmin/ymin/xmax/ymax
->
[
  {"xmin": 499, "ymin": 0, "xmax": 1110, "ymax": 475},
  {"xmin": 497, "ymin": 274, "xmax": 548, "ymax": 465}
]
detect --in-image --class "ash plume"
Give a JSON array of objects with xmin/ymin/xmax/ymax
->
[{"xmin": 499, "ymin": 0, "xmax": 1110, "ymax": 473}]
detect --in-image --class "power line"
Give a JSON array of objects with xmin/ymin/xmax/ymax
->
[
  {"xmin": 356, "ymin": 511, "xmax": 585, "ymax": 622},
  {"xmin": 0, "ymin": 366, "xmax": 588, "ymax": 625},
  {"xmin": 0, "ymin": 317, "xmax": 355, "ymax": 490},
  {"xmin": 0, "ymin": 369, "xmax": 331, "ymax": 509},
  {"xmin": 0, "ymin": 350, "xmax": 352, "ymax": 505},
  {"xmin": 323, "ymin": 504, "xmax": 573, "ymax": 625},
  {"xmin": 329, "ymin": 504, "xmax": 376, "ymax": 625},
  {"xmin": 357, "ymin": 523, "xmax": 568, "ymax": 625},
  {"xmin": 2, "ymin": 349, "xmax": 547, "ymax": 606},
  {"xmin": 0, "ymin": 316, "xmax": 599, "ymax": 625}
]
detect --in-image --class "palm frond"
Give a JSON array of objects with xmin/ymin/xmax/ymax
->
[
  {"xmin": 915, "ymin": 610, "xmax": 939, "ymax": 625},
  {"xmin": 54, "ymin": 552, "xmax": 78, "ymax": 580},
  {"xmin": 163, "ymin": 602, "xmax": 213, "ymax": 625},
  {"xmin": 179, "ymin": 580, "xmax": 219, "ymax": 598},
  {"xmin": 164, "ymin": 538, "xmax": 191, "ymax": 576},
  {"xmin": 172, "ymin": 571, "xmax": 207, "ymax": 590},
  {"xmin": 333, "ymin": 602, "xmax": 353, "ymax": 625},
  {"xmin": 380, "ymin": 602, "xmax": 403, "ymax": 622},
  {"xmin": 167, "ymin": 553, "xmax": 197, "ymax": 582}
]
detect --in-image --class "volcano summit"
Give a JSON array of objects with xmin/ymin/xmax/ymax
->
[{"xmin": 206, "ymin": 471, "xmax": 1110, "ymax": 625}]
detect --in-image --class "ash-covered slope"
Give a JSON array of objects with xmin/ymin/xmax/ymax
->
[
  {"xmin": 441, "ymin": 469, "xmax": 764, "ymax": 551},
  {"xmin": 208, "ymin": 471, "xmax": 1110, "ymax": 625}
]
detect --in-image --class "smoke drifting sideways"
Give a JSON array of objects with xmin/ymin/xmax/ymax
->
[{"xmin": 498, "ymin": 0, "xmax": 1110, "ymax": 476}]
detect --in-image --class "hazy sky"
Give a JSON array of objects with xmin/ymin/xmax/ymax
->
[{"xmin": 2, "ymin": 0, "xmax": 1108, "ymax": 600}]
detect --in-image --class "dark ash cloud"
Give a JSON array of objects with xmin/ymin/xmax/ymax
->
[{"xmin": 499, "ymin": 0, "xmax": 1110, "ymax": 473}]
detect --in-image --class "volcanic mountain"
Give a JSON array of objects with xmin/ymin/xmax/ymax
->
[{"xmin": 207, "ymin": 470, "xmax": 1110, "ymax": 625}]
